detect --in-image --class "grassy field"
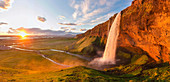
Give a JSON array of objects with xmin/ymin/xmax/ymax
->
[
  {"xmin": 3, "ymin": 66, "xmax": 116, "ymax": 81},
  {"xmin": 0, "ymin": 37, "xmax": 169, "ymax": 81},
  {"xmin": 4, "ymin": 63, "xmax": 170, "ymax": 81},
  {"xmin": 41, "ymin": 50, "xmax": 88, "ymax": 66},
  {"xmin": 16, "ymin": 37, "xmax": 77, "ymax": 50},
  {"xmin": 0, "ymin": 50, "xmax": 59, "ymax": 71},
  {"xmin": 0, "ymin": 37, "xmax": 89, "ymax": 81},
  {"xmin": 0, "ymin": 50, "xmax": 65, "ymax": 80}
]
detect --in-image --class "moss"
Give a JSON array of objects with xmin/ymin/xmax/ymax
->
[
  {"xmin": 117, "ymin": 51, "xmax": 131, "ymax": 59},
  {"xmin": 82, "ymin": 45, "xmax": 96, "ymax": 55},
  {"xmin": 132, "ymin": 55, "xmax": 149, "ymax": 65},
  {"xmin": 71, "ymin": 36, "xmax": 97, "ymax": 53},
  {"xmin": 6, "ymin": 66, "xmax": 116, "ymax": 81},
  {"xmin": 1, "ymin": 63, "xmax": 170, "ymax": 81},
  {"xmin": 142, "ymin": 65, "xmax": 170, "ymax": 80},
  {"xmin": 70, "ymin": 36, "xmax": 106, "ymax": 56},
  {"xmin": 92, "ymin": 36, "xmax": 104, "ymax": 47},
  {"xmin": 131, "ymin": 54, "xmax": 142, "ymax": 63}
]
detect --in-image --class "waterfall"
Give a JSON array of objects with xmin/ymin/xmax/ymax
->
[
  {"xmin": 102, "ymin": 12, "xmax": 121, "ymax": 64},
  {"xmin": 89, "ymin": 12, "xmax": 121, "ymax": 66}
]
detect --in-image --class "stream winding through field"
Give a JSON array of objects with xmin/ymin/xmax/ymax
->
[
  {"xmin": 7, "ymin": 46, "xmax": 91, "ymax": 67},
  {"xmin": 50, "ymin": 49, "xmax": 91, "ymax": 61}
]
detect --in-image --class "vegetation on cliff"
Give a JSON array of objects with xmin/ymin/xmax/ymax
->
[{"xmin": 73, "ymin": 0, "xmax": 170, "ymax": 63}]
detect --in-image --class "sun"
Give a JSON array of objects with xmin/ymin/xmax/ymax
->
[{"xmin": 18, "ymin": 31, "xmax": 28, "ymax": 38}]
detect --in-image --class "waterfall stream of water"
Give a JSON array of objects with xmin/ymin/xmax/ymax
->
[{"xmin": 89, "ymin": 12, "xmax": 121, "ymax": 66}]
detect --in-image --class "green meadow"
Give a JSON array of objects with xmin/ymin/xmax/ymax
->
[
  {"xmin": 16, "ymin": 37, "xmax": 77, "ymax": 50},
  {"xmin": 0, "ymin": 37, "xmax": 169, "ymax": 81},
  {"xmin": 4, "ymin": 64, "xmax": 170, "ymax": 81},
  {"xmin": 0, "ymin": 37, "xmax": 89, "ymax": 81},
  {"xmin": 40, "ymin": 50, "xmax": 88, "ymax": 66}
]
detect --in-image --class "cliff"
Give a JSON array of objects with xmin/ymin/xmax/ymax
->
[{"xmin": 73, "ymin": 0, "xmax": 170, "ymax": 63}]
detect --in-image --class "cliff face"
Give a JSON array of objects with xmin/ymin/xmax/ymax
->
[
  {"xmin": 76, "ymin": 14, "xmax": 117, "ymax": 44},
  {"xmin": 75, "ymin": 0, "xmax": 170, "ymax": 63}
]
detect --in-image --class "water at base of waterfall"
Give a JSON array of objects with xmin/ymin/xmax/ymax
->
[{"xmin": 89, "ymin": 12, "xmax": 121, "ymax": 67}]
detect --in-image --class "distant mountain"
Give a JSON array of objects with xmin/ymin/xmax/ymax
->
[
  {"xmin": 8, "ymin": 27, "xmax": 80, "ymax": 37},
  {"xmin": 72, "ymin": 0, "xmax": 170, "ymax": 63}
]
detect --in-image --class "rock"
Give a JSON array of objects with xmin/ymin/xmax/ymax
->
[
  {"xmin": 119, "ymin": 0, "xmax": 170, "ymax": 63},
  {"xmin": 74, "ymin": 0, "xmax": 170, "ymax": 63}
]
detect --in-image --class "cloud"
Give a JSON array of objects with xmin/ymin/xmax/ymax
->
[
  {"xmin": 90, "ymin": 12, "xmax": 115, "ymax": 24},
  {"xmin": 60, "ymin": 27, "xmax": 70, "ymax": 29},
  {"xmin": 9, "ymin": 27, "xmax": 17, "ymax": 33},
  {"xmin": 0, "ymin": 0, "xmax": 13, "ymax": 11},
  {"xmin": 99, "ymin": 0, "xmax": 107, "ymax": 5},
  {"xmin": 0, "ymin": 22, "xmax": 8, "ymax": 25},
  {"xmin": 70, "ymin": 0, "xmax": 119, "ymax": 25},
  {"xmin": 80, "ymin": 28, "xmax": 87, "ymax": 31},
  {"xmin": 71, "ymin": 28, "xmax": 76, "ymax": 30},
  {"xmin": 81, "ymin": 0, "xmax": 90, "ymax": 15},
  {"xmin": 60, "ymin": 27, "xmax": 76, "ymax": 32},
  {"xmin": 60, "ymin": 27, "xmax": 70, "ymax": 31},
  {"xmin": 83, "ymin": 8, "xmax": 105, "ymax": 18},
  {"xmin": 78, "ymin": 8, "xmax": 108, "ymax": 23},
  {"xmin": 58, "ymin": 23, "xmax": 83, "ymax": 26},
  {"xmin": 8, "ymin": 27, "xmax": 79, "ymax": 36},
  {"xmin": 37, "ymin": 16, "xmax": 46, "ymax": 22},
  {"xmin": 72, "ymin": 11, "xmax": 79, "ymax": 19},
  {"xmin": 58, "ymin": 15, "xmax": 66, "ymax": 20}
]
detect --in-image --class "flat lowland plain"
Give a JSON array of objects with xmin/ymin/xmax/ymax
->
[
  {"xmin": 0, "ymin": 37, "xmax": 88, "ymax": 81},
  {"xmin": 14, "ymin": 37, "xmax": 77, "ymax": 50}
]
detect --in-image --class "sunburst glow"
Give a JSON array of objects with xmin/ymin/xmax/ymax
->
[{"xmin": 18, "ymin": 31, "xmax": 28, "ymax": 39}]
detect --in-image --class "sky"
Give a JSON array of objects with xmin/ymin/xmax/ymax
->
[{"xmin": 0, "ymin": 0, "xmax": 133, "ymax": 35}]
